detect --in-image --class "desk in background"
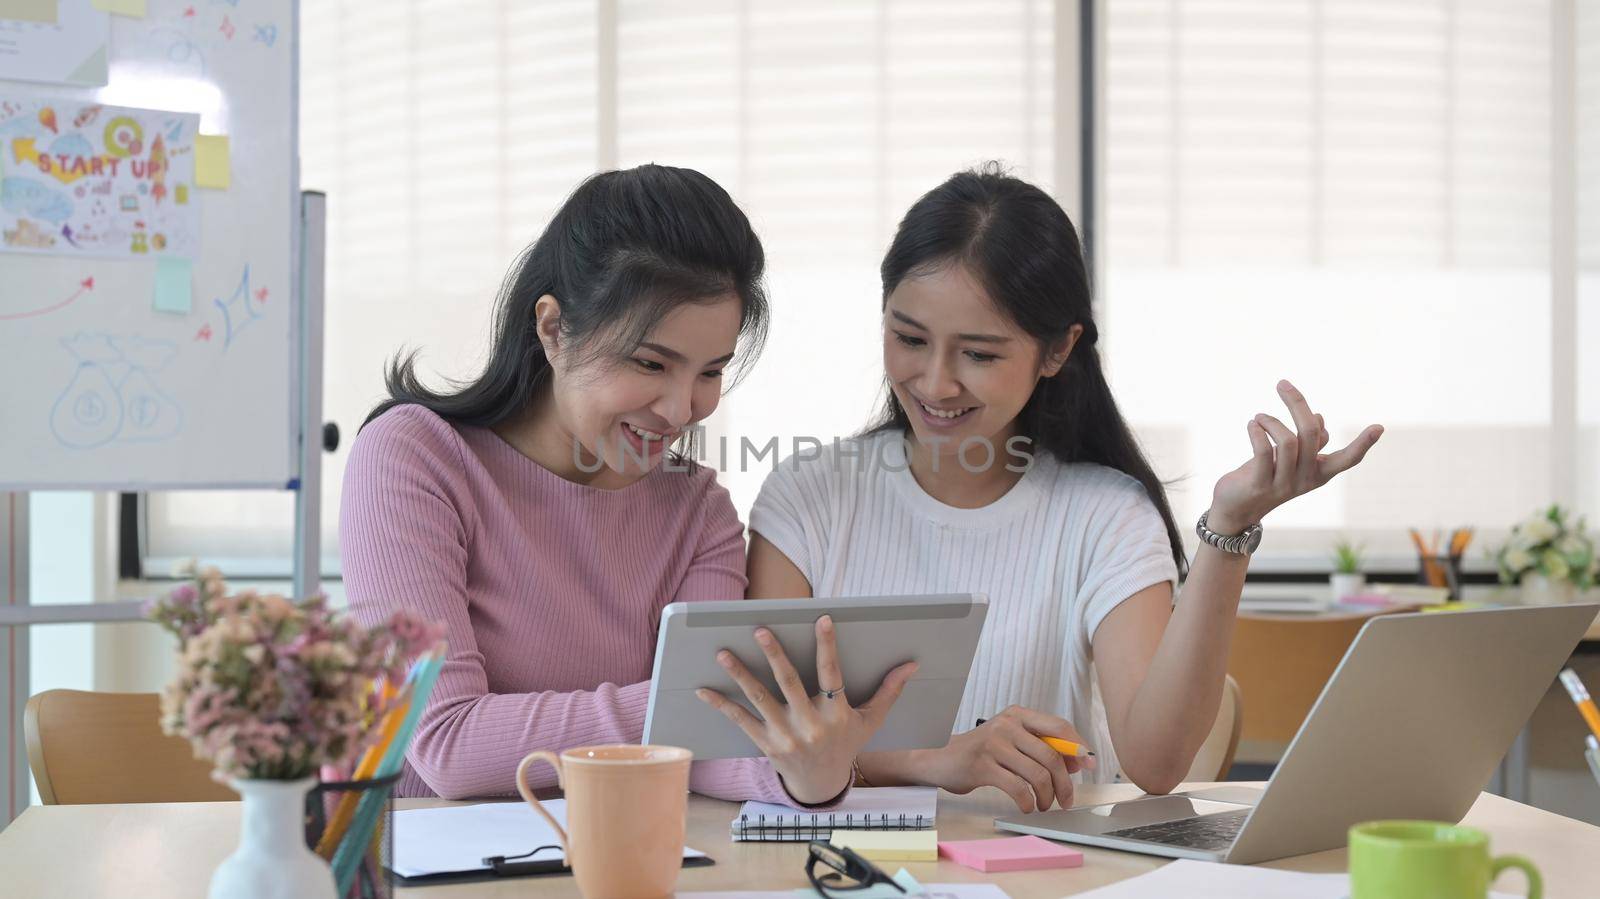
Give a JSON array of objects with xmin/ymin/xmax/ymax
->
[
  {"xmin": 1, "ymin": 784, "xmax": 1595, "ymax": 897},
  {"xmin": 1227, "ymin": 604, "xmax": 1418, "ymax": 763}
]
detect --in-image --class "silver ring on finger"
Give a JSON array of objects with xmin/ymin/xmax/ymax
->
[{"xmin": 818, "ymin": 687, "xmax": 841, "ymax": 700}]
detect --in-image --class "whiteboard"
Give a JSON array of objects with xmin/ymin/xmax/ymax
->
[{"xmin": 0, "ymin": 0, "xmax": 298, "ymax": 489}]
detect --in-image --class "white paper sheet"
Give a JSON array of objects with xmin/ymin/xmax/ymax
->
[
  {"xmin": 679, "ymin": 869, "xmax": 1011, "ymax": 899},
  {"xmin": 0, "ymin": 0, "xmax": 107, "ymax": 86},
  {"xmin": 675, "ymin": 883, "xmax": 1011, "ymax": 889},
  {"xmin": 391, "ymin": 799, "xmax": 706, "ymax": 878},
  {"xmin": 1064, "ymin": 859, "xmax": 1521, "ymax": 899}
]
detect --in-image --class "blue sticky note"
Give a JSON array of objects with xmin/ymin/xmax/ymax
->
[{"xmin": 153, "ymin": 258, "xmax": 192, "ymax": 314}]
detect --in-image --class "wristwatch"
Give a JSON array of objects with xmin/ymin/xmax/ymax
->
[{"xmin": 1196, "ymin": 510, "xmax": 1263, "ymax": 555}]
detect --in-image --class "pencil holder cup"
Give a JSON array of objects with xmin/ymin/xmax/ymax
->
[
  {"xmin": 305, "ymin": 772, "xmax": 401, "ymax": 899},
  {"xmin": 1417, "ymin": 554, "xmax": 1463, "ymax": 601}
]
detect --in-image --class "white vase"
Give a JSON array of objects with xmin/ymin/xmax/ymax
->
[
  {"xmin": 210, "ymin": 776, "xmax": 338, "ymax": 899},
  {"xmin": 1330, "ymin": 572, "xmax": 1366, "ymax": 603},
  {"xmin": 1519, "ymin": 573, "xmax": 1577, "ymax": 606}
]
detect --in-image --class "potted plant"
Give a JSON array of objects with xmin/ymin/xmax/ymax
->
[
  {"xmin": 1495, "ymin": 505, "xmax": 1598, "ymax": 605},
  {"xmin": 1330, "ymin": 538, "xmax": 1366, "ymax": 602},
  {"xmin": 145, "ymin": 564, "xmax": 440, "ymax": 899}
]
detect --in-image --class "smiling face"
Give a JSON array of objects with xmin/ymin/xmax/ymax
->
[
  {"xmin": 540, "ymin": 292, "xmax": 742, "ymax": 487},
  {"xmin": 883, "ymin": 263, "xmax": 1076, "ymax": 464}
]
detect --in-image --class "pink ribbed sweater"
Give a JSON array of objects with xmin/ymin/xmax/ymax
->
[{"xmin": 340, "ymin": 403, "xmax": 788, "ymax": 801}]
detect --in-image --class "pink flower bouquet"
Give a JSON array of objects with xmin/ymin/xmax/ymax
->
[{"xmin": 145, "ymin": 565, "xmax": 442, "ymax": 781}]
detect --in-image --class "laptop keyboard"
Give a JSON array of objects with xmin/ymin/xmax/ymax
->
[{"xmin": 1103, "ymin": 809, "xmax": 1250, "ymax": 852}]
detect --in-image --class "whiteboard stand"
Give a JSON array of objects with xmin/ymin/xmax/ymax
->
[
  {"xmin": 3, "ymin": 493, "xmax": 32, "ymax": 825},
  {"xmin": 0, "ymin": 0, "xmax": 307, "ymax": 825},
  {"xmin": 0, "ymin": 190, "xmax": 328, "ymax": 827},
  {"xmin": 293, "ymin": 190, "xmax": 327, "ymax": 600}
]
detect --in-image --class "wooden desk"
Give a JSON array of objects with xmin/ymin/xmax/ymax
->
[{"xmin": 2, "ymin": 783, "xmax": 1595, "ymax": 897}]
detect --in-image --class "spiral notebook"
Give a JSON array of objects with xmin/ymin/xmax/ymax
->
[{"xmin": 730, "ymin": 786, "xmax": 937, "ymax": 841}]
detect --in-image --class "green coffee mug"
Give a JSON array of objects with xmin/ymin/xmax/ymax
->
[{"xmin": 1348, "ymin": 821, "xmax": 1541, "ymax": 899}]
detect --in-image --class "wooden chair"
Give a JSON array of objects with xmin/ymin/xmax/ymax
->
[
  {"xmin": 24, "ymin": 689, "xmax": 236, "ymax": 804},
  {"xmin": 1183, "ymin": 674, "xmax": 1243, "ymax": 782}
]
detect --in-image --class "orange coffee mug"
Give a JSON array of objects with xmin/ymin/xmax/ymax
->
[{"xmin": 516, "ymin": 744, "xmax": 693, "ymax": 899}]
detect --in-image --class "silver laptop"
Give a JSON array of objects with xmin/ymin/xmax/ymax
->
[
  {"xmin": 643, "ymin": 594, "xmax": 987, "ymax": 760},
  {"xmin": 996, "ymin": 603, "xmax": 1599, "ymax": 864}
]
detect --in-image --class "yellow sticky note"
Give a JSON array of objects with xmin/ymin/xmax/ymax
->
[
  {"xmin": 90, "ymin": 0, "xmax": 144, "ymax": 16},
  {"xmin": 194, "ymin": 135, "xmax": 230, "ymax": 189},
  {"xmin": 0, "ymin": 0, "xmax": 59, "ymax": 24},
  {"xmin": 829, "ymin": 830, "xmax": 938, "ymax": 862}
]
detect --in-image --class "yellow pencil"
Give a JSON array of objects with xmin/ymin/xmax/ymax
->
[
  {"xmin": 975, "ymin": 718, "xmax": 1097, "ymax": 759},
  {"xmin": 315, "ymin": 687, "xmax": 413, "ymax": 858},
  {"xmin": 1040, "ymin": 736, "xmax": 1097, "ymax": 758},
  {"xmin": 1558, "ymin": 669, "xmax": 1600, "ymax": 741}
]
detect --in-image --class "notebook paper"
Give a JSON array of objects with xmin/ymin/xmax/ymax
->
[
  {"xmin": 731, "ymin": 786, "xmax": 937, "ymax": 841},
  {"xmin": 391, "ymin": 800, "xmax": 705, "ymax": 878}
]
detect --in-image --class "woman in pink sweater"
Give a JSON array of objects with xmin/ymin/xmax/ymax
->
[{"xmin": 341, "ymin": 165, "xmax": 914, "ymax": 803}]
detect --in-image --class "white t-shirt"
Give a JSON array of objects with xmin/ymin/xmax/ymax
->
[{"xmin": 748, "ymin": 429, "xmax": 1178, "ymax": 783}]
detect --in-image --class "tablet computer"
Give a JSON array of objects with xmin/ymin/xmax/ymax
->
[{"xmin": 642, "ymin": 594, "xmax": 988, "ymax": 760}]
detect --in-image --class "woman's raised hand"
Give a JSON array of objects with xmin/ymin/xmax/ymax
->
[
  {"xmin": 694, "ymin": 615, "xmax": 918, "ymax": 805},
  {"xmin": 1208, "ymin": 380, "xmax": 1383, "ymax": 533}
]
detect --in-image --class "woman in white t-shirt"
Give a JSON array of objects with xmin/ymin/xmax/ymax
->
[{"xmin": 746, "ymin": 164, "xmax": 1384, "ymax": 813}]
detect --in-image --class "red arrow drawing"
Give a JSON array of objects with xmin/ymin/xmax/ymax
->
[{"xmin": 0, "ymin": 276, "xmax": 95, "ymax": 321}]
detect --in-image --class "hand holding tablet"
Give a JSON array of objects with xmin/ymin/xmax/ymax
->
[
  {"xmin": 694, "ymin": 614, "xmax": 918, "ymax": 805},
  {"xmin": 643, "ymin": 594, "xmax": 990, "ymax": 804}
]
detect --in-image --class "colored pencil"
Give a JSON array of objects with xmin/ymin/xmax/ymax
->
[
  {"xmin": 332, "ymin": 647, "xmax": 447, "ymax": 893},
  {"xmin": 314, "ymin": 682, "xmax": 415, "ymax": 858}
]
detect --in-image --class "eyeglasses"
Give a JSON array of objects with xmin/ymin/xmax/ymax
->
[{"xmin": 805, "ymin": 840, "xmax": 906, "ymax": 897}]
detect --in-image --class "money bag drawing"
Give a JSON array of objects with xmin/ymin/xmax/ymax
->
[{"xmin": 51, "ymin": 333, "xmax": 184, "ymax": 449}]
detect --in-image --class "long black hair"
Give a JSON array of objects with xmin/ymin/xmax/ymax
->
[
  {"xmin": 868, "ymin": 163, "xmax": 1188, "ymax": 576},
  {"xmin": 364, "ymin": 164, "xmax": 770, "ymax": 442}
]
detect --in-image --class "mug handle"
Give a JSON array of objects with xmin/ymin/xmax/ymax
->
[
  {"xmin": 1489, "ymin": 854, "xmax": 1542, "ymax": 899},
  {"xmin": 516, "ymin": 751, "xmax": 572, "ymax": 861}
]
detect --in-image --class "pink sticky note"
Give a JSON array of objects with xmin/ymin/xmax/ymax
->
[{"xmin": 937, "ymin": 835, "xmax": 1085, "ymax": 873}]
